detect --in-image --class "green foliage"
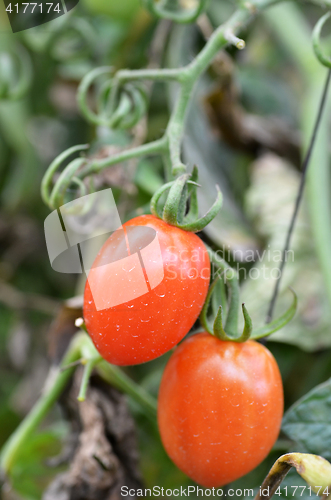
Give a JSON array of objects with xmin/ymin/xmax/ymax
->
[
  {"xmin": 11, "ymin": 426, "xmax": 67, "ymax": 499},
  {"xmin": 0, "ymin": 0, "xmax": 331, "ymax": 496},
  {"xmin": 282, "ymin": 379, "xmax": 331, "ymax": 460}
]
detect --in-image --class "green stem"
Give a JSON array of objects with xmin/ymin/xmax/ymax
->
[
  {"xmin": 44, "ymin": 0, "xmax": 286, "ymax": 205},
  {"xmin": 166, "ymin": 79, "xmax": 195, "ymax": 175},
  {"xmin": 79, "ymin": 137, "xmax": 168, "ymax": 177},
  {"xmin": 116, "ymin": 67, "xmax": 184, "ymax": 82},
  {"xmin": 186, "ymin": 8, "xmax": 251, "ymax": 79},
  {"xmin": 205, "ymin": 245, "xmax": 240, "ymax": 335},
  {"xmin": 164, "ymin": 5, "xmax": 260, "ymax": 176},
  {"xmin": 0, "ymin": 334, "xmax": 83, "ymax": 476},
  {"xmin": 41, "ymin": 144, "xmax": 89, "ymax": 208},
  {"xmin": 97, "ymin": 361, "xmax": 157, "ymax": 421},
  {"xmin": 79, "ymin": 335, "xmax": 157, "ymax": 420},
  {"xmin": 0, "ymin": 332, "xmax": 158, "ymax": 476},
  {"xmin": 77, "ymin": 357, "xmax": 100, "ymax": 402}
]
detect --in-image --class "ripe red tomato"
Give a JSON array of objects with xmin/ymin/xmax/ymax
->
[
  {"xmin": 158, "ymin": 333, "xmax": 283, "ymax": 487},
  {"xmin": 83, "ymin": 215, "xmax": 210, "ymax": 366}
]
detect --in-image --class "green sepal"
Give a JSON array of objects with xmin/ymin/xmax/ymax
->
[
  {"xmin": 178, "ymin": 185, "xmax": 222, "ymax": 232},
  {"xmin": 150, "ymin": 168, "xmax": 222, "ymax": 232},
  {"xmin": 184, "ymin": 165, "xmax": 199, "ymax": 223},
  {"xmin": 213, "ymin": 306, "xmax": 228, "ymax": 340},
  {"xmin": 212, "ymin": 274, "xmax": 227, "ymax": 318},
  {"xmin": 201, "ymin": 245, "xmax": 297, "ymax": 343},
  {"xmin": 162, "ymin": 174, "xmax": 190, "ymax": 226},
  {"xmin": 240, "ymin": 304, "xmax": 253, "ymax": 342},
  {"xmin": 200, "ymin": 276, "xmax": 218, "ymax": 335},
  {"xmin": 213, "ymin": 304, "xmax": 253, "ymax": 342}
]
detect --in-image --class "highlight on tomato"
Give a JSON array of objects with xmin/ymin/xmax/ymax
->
[{"xmin": 83, "ymin": 214, "xmax": 210, "ymax": 365}]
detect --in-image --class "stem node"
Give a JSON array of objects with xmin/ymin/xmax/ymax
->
[{"xmin": 225, "ymin": 31, "xmax": 246, "ymax": 49}]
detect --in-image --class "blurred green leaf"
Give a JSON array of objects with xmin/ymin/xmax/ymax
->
[
  {"xmin": 10, "ymin": 424, "xmax": 67, "ymax": 500},
  {"xmin": 81, "ymin": 0, "xmax": 142, "ymax": 22},
  {"xmin": 282, "ymin": 378, "xmax": 331, "ymax": 461},
  {"xmin": 134, "ymin": 159, "xmax": 163, "ymax": 195},
  {"xmin": 241, "ymin": 154, "xmax": 331, "ymax": 351}
]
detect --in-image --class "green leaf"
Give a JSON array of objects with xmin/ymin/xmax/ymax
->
[
  {"xmin": 10, "ymin": 425, "xmax": 67, "ymax": 500},
  {"xmin": 282, "ymin": 378, "xmax": 331, "ymax": 461},
  {"xmin": 240, "ymin": 153, "xmax": 331, "ymax": 352}
]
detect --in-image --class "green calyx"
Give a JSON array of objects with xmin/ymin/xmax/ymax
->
[
  {"xmin": 200, "ymin": 246, "xmax": 297, "ymax": 343},
  {"xmin": 150, "ymin": 166, "xmax": 222, "ymax": 233}
]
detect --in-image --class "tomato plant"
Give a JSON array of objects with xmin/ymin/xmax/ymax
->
[
  {"xmin": 83, "ymin": 214, "xmax": 210, "ymax": 366},
  {"xmin": 158, "ymin": 332, "xmax": 283, "ymax": 487},
  {"xmin": 2, "ymin": 0, "xmax": 331, "ymax": 495}
]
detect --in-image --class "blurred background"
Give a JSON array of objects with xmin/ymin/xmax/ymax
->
[{"xmin": 0, "ymin": 0, "xmax": 331, "ymax": 497}]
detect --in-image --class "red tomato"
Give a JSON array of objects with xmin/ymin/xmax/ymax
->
[
  {"xmin": 83, "ymin": 215, "xmax": 210, "ymax": 366},
  {"xmin": 158, "ymin": 333, "xmax": 283, "ymax": 487}
]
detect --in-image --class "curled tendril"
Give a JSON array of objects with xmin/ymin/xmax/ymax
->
[
  {"xmin": 41, "ymin": 144, "xmax": 89, "ymax": 209},
  {"xmin": 77, "ymin": 67, "xmax": 148, "ymax": 129},
  {"xmin": 312, "ymin": 12, "xmax": 331, "ymax": 69},
  {"xmin": 49, "ymin": 158, "xmax": 87, "ymax": 209},
  {"xmin": 49, "ymin": 17, "xmax": 97, "ymax": 62},
  {"xmin": 142, "ymin": 0, "xmax": 209, "ymax": 23},
  {"xmin": 0, "ymin": 45, "xmax": 32, "ymax": 100}
]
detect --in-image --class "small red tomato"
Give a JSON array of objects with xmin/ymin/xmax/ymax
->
[
  {"xmin": 83, "ymin": 215, "xmax": 210, "ymax": 366},
  {"xmin": 158, "ymin": 333, "xmax": 283, "ymax": 487}
]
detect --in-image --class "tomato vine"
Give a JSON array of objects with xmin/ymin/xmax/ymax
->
[{"xmin": 1, "ymin": 0, "xmax": 331, "ymax": 495}]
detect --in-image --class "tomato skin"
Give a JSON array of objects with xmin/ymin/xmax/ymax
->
[
  {"xmin": 158, "ymin": 333, "xmax": 283, "ymax": 487},
  {"xmin": 83, "ymin": 215, "xmax": 210, "ymax": 366}
]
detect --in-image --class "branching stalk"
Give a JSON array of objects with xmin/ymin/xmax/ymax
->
[
  {"xmin": 44, "ymin": 0, "xmax": 279, "ymax": 209},
  {"xmin": 0, "ymin": 332, "xmax": 157, "ymax": 477}
]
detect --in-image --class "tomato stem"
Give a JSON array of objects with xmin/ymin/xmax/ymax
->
[
  {"xmin": 202, "ymin": 247, "xmax": 297, "ymax": 342},
  {"xmin": 205, "ymin": 245, "xmax": 240, "ymax": 334},
  {"xmin": 0, "ymin": 332, "xmax": 157, "ymax": 478},
  {"xmin": 77, "ymin": 357, "xmax": 100, "ymax": 402},
  {"xmin": 42, "ymin": 0, "xmax": 285, "ymax": 209},
  {"xmin": 0, "ymin": 333, "xmax": 83, "ymax": 476},
  {"xmin": 97, "ymin": 362, "xmax": 157, "ymax": 421}
]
